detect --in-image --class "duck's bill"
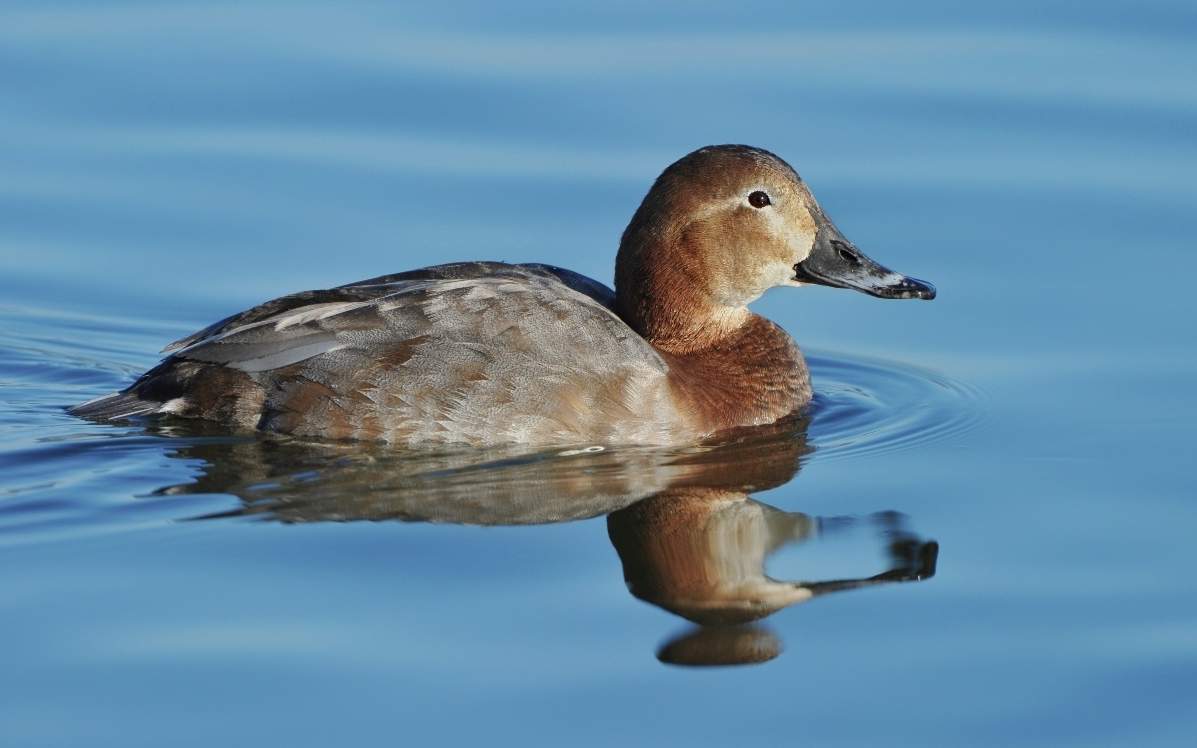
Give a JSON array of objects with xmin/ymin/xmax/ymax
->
[{"xmin": 793, "ymin": 220, "xmax": 936, "ymax": 300}]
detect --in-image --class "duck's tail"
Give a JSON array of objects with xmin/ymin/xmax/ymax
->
[{"xmin": 68, "ymin": 390, "xmax": 164, "ymax": 421}]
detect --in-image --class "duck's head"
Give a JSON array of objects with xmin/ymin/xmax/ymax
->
[{"xmin": 616, "ymin": 145, "xmax": 934, "ymax": 347}]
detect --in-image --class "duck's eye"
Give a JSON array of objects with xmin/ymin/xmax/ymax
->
[{"xmin": 748, "ymin": 191, "xmax": 771, "ymax": 209}]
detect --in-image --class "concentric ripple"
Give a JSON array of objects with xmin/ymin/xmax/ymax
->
[{"xmin": 805, "ymin": 350, "xmax": 984, "ymax": 461}]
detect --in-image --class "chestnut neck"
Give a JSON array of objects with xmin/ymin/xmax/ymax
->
[
  {"xmin": 615, "ymin": 229, "xmax": 739, "ymax": 355},
  {"xmin": 617, "ymin": 291, "xmax": 746, "ymax": 356}
]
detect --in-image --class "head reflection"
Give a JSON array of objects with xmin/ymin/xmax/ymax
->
[
  {"xmin": 149, "ymin": 416, "xmax": 937, "ymax": 667},
  {"xmin": 608, "ymin": 491, "xmax": 937, "ymax": 667}
]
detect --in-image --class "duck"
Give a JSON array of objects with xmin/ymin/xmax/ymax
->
[{"xmin": 70, "ymin": 144, "xmax": 935, "ymax": 446}]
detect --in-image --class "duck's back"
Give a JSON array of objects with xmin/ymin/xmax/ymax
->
[{"xmin": 72, "ymin": 263, "xmax": 694, "ymax": 446}]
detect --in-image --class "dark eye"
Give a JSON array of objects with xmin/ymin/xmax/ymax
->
[{"xmin": 748, "ymin": 190, "xmax": 771, "ymax": 209}]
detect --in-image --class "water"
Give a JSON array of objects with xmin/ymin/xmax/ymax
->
[{"xmin": 2, "ymin": 2, "xmax": 1196, "ymax": 745}]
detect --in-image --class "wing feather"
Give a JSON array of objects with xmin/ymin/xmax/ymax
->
[
  {"xmin": 164, "ymin": 262, "xmax": 614, "ymax": 354},
  {"xmin": 169, "ymin": 263, "xmax": 649, "ymax": 378}
]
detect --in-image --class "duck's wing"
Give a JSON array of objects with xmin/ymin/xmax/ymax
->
[
  {"xmin": 160, "ymin": 263, "xmax": 674, "ymax": 444},
  {"xmin": 168, "ymin": 263, "xmax": 644, "ymax": 376},
  {"xmin": 163, "ymin": 262, "xmax": 616, "ymax": 355},
  {"xmin": 117, "ymin": 261, "xmax": 680, "ymax": 444}
]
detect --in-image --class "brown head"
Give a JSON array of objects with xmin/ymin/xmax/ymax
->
[{"xmin": 615, "ymin": 145, "xmax": 934, "ymax": 352}]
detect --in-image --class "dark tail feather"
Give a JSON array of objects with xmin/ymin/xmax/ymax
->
[{"xmin": 68, "ymin": 390, "xmax": 162, "ymax": 421}]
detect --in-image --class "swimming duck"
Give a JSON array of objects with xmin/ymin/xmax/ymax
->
[{"xmin": 71, "ymin": 145, "xmax": 934, "ymax": 446}]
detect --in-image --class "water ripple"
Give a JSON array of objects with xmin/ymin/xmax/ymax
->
[{"xmin": 807, "ymin": 351, "xmax": 983, "ymax": 460}]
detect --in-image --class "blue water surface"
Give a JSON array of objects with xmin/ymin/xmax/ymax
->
[{"xmin": 2, "ymin": 2, "xmax": 1196, "ymax": 746}]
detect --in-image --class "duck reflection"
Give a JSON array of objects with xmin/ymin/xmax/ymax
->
[{"xmin": 148, "ymin": 416, "xmax": 937, "ymax": 666}]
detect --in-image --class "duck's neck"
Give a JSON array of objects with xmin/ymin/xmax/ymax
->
[{"xmin": 615, "ymin": 267, "xmax": 731, "ymax": 353}]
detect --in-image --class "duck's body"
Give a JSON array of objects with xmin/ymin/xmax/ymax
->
[
  {"xmin": 72, "ymin": 145, "xmax": 933, "ymax": 446},
  {"xmin": 73, "ymin": 262, "xmax": 807, "ymax": 445}
]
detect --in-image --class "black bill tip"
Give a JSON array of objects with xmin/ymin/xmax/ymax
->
[{"xmin": 883, "ymin": 276, "xmax": 936, "ymax": 301}]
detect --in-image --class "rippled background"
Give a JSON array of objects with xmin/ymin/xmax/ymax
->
[{"xmin": 2, "ymin": 2, "xmax": 1196, "ymax": 746}]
